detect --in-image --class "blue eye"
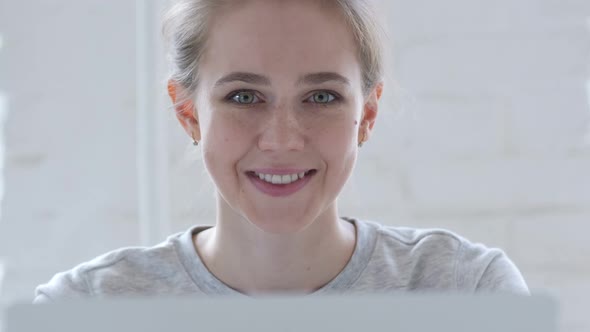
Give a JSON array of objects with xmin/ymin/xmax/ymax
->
[
  {"xmin": 308, "ymin": 91, "xmax": 336, "ymax": 104},
  {"xmin": 230, "ymin": 91, "xmax": 259, "ymax": 104}
]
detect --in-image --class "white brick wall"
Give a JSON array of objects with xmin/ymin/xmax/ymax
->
[
  {"xmin": 0, "ymin": 0, "xmax": 138, "ymax": 299},
  {"xmin": 512, "ymin": 213, "xmax": 590, "ymax": 272},
  {"xmin": 1, "ymin": 1, "xmax": 589, "ymax": 331}
]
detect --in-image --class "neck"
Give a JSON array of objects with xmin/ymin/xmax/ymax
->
[{"xmin": 193, "ymin": 205, "xmax": 356, "ymax": 295}]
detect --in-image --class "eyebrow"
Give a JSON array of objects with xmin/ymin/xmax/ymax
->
[
  {"xmin": 213, "ymin": 71, "xmax": 350, "ymax": 87},
  {"xmin": 214, "ymin": 72, "xmax": 271, "ymax": 87},
  {"xmin": 297, "ymin": 72, "xmax": 350, "ymax": 86}
]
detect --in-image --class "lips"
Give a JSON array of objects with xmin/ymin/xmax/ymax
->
[
  {"xmin": 247, "ymin": 168, "xmax": 314, "ymax": 175},
  {"xmin": 246, "ymin": 169, "xmax": 317, "ymax": 197},
  {"xmin": 246, "ymin": 169, "xmax": 317, "ymax": 182}
]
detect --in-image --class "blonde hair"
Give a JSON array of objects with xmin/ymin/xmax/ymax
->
[{"xmin": 162, "ymin": 0, "xmax": 385, "ymax": 102}]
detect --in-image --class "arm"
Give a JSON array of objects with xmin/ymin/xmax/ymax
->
[
  {"xmin": 33, "ymin": 265, "xmax": 93, "ymax": 303},
  {"xmin": 475, "ymin": 252, "xmax": 530, "ymax": 295},
  {"xmin": 455, "ymin": 240, "xmax": 530, "ymax": 295}
]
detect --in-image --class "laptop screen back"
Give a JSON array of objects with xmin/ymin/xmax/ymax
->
[{"xmin": 3, "ymin": 293, "xmax": 557, "ymax": 332}]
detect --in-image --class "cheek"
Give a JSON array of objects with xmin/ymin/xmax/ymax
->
[
  {"xmin": 315, "ymin": 116, "xmax": 358, "ymax": 167},
  {"xmin": 201, "ymin": 112, "xmax": 253, "ymax": 175},
  {"xmin": 315, "ymin": 108, "xmax": 358, "ymax": 145},
  {"xmin": 206, "ymin": 111, "xmax": 253, "ymax": 145}
]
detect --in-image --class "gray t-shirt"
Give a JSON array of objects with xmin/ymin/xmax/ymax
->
[{"xmin": 34, "ymin": 217, "xmax": 529, "ymax": 302}]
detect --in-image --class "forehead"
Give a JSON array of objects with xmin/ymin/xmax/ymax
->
[{"xmin": 200, "ymin": 0, "xmax": 361, "ymax": 86}]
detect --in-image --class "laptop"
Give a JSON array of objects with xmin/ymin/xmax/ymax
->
[{"xmin": 3, "ymin": 293, "xmax": 557, "ymax": 332}]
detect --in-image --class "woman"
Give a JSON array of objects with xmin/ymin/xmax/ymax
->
[{"xmin": 34, "ymin": 0, "xmax": 528, "ymax": 301}]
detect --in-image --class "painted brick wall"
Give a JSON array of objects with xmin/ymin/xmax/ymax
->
[{"xmin": 0, "ymin": 0, "xmax": 138, "ymax": 302}]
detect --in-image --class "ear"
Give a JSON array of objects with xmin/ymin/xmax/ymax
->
[
  {"xmin": 168, "ymin": 79, "xmax": 201, "ymax": 141},
  {"xmin": 358, "ymin": 82, "xmax": 383, "ymax": 143}
]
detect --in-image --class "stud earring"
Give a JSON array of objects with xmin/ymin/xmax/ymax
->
[
  {"xmin": 192, "ymin": 133, "xmax": 199, "ymax": 146},
  {"xmin": 358, "ymin": 132, "xmax": 367, "ymax": 148}
]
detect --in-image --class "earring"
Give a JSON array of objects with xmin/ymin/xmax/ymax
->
[
  {"xmin": 192, "ymin": 133, "xmax": 199, "ymax": 146},
  {"xmin": 358, "ymin": 132, "xmax": 367, "ymax": 148}
]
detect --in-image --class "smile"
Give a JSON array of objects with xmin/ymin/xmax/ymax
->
[
  {"xmin": 246, "ymin": 170, "xmax": 317, "ymax": 197},
  {"xmin": 252, "ymin": 170, "xmax": 315, "ymax": 185}
]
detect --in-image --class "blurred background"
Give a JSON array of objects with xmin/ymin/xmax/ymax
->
[{"xmin": 0, "ymin": 0, "xmax": 589, "ymax": 331}]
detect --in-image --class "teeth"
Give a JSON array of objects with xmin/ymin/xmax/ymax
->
[
  {"xmin": 272, "ymin": 175, "xmax": 281, "ymax": 184},
  {"xmin": 254, "ymin": 171, "xmax": 310, "ymax": 185}
]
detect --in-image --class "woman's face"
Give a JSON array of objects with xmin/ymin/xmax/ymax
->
[{"xmin": 188, "ymin": 0, "xmax": 378, "ymax": 234}]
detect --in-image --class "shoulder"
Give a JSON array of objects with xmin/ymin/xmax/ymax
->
[
  {"xmin": 360, "ymin": 219, "xmax": 529, "ymax": 294},
  {"xmin": 34, "ymin": 230, "xmax": 186, "ymax": 303},
  {"xmin": 454, "ymin": 238, "xmax": 529, "ymax": 294},
  {"xmin": 369, "ymin": 221, "xmax": 464, "ymax": 262}
]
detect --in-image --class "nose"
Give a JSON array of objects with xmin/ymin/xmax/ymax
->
[{"xmin": 258, "ymin": 105, "xmax": 305, "ymax": 152}]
